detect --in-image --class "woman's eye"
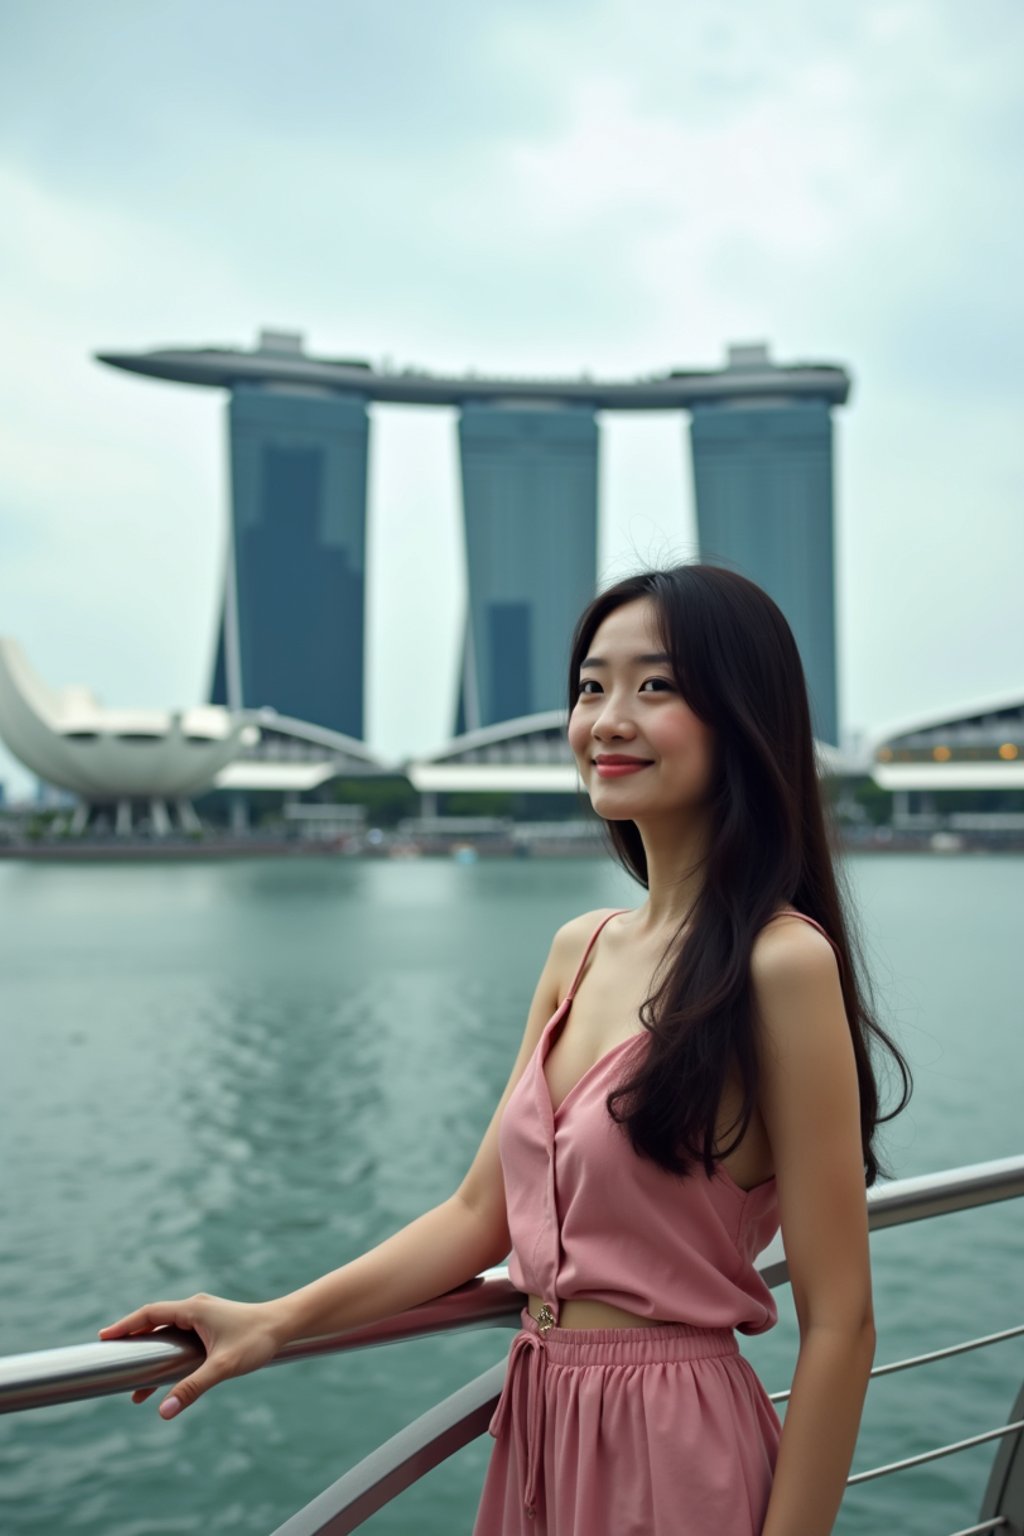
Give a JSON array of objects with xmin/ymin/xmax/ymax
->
[
  {"xmin": 640, "ymin": 677, "xmax": 675, "ymax": 693},
  {"xmin": 577, "ymin": 679, "xmax": 602, "ymax": 696}
]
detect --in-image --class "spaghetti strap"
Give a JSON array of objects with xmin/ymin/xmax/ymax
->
[{"xmin": 564, "ymin": 910, "xmax": 629, "ymax": 1001}]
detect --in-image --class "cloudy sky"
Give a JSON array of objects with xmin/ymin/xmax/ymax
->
[{"xmin": 1, "ymin": 0, "xmax": 1021, "ymax": 793}]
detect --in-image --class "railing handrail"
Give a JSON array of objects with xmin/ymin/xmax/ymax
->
[
  {"xmin": 3, "ymin": 1151, "xmax": 1023, "ymax": 1417},
  {"xmin": 0, "ymin": 1271, "xmax": 521, "ymax": 1416}
]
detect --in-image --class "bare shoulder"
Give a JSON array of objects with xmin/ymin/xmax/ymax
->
[
  {"xmin": 750, "ymin": 914, "xmax": 846, "ymax": 1053},
  {"xmin": 551, "ymin": 906, "xmax": 622, "ymax": 959},
  {"xmin": 546, "ymin": 907, "xmax": 621, "ymax": 985},
  {"xmin": 751, "ymin": 912, "xmax": 840, "ymax": 986}
]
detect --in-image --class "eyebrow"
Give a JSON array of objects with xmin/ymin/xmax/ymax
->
[{"xmin": 579, "ymin": 652, "xmax": 673, "ymax": 669}]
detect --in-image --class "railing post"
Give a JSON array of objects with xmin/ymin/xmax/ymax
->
[{"xmin": 978, "ymin": 1380, "xmax": 1024, "ymax": 1535}]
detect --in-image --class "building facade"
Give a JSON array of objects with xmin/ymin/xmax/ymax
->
[
  {"xmin": 210, "ymin": 383, "xmax": 369, "ymax": 738},
  {"xmin": 456, "ymin": 403, "xmax": 599, "ymax": 733},
  {"xmin": 689, "ymin": 347, "xmax": 840, "ymax": 744},
  {"xmin": 101, "ymin": 333, "xmax": 850, "ymax": 752}
]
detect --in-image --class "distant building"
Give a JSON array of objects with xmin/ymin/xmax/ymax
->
[
  {"xmin": 209, "ymin": 365, "xmax": 369, "ymax": 738},
  {"xmin": 99, "ymin": 331, "xmax": 852, "ymax": 750},
  {"xmin": 456, "ymin": 404, "xmax": 598, "ymax": 732},
  {"xmin": 689, "ymin": 344, "xmax": 846, "ymax": 745},
  {"xmin": 871, "ymin": 691, "xmax": 1024, "ymax": 837},
  {"xmin": 0, "ymin": 637, "xmax": 256, "ymax": 834},
  {"xmin": 0, "ymin": 639, "xmax": 386, "ymax": 836}
]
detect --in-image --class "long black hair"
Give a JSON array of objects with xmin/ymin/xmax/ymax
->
[{"xmin": 568, "ymin": 564, "xmax": 910, "ymax": 1185}]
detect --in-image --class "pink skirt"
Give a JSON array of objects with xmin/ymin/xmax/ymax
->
[{"xmin": 473, "ymin": 1310, "xmax": 780, "ymax": 1536}]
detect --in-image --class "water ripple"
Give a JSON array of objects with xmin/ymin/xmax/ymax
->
[{"xmin": 1, "ymin": 855, "xmax": 1020, "ymax": 1535}]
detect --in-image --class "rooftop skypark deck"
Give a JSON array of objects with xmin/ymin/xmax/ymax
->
[{"xmin": 97, "ymin": 334, "xmax": 852, "ymax": 410}]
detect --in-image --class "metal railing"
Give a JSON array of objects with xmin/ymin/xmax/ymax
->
[{"xmin": 2, "ymin": 1154, "xmax": 1023, "ymax": 1533}]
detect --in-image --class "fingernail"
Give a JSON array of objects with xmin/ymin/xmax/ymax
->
[{"xmin": 159, "ymin": 1396, "xmax": 182, "ymax": 1420}]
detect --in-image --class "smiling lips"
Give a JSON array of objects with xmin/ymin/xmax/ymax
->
[{"xmin": 593, "ymin": 754, "xmax": 653, "ymax": 778}]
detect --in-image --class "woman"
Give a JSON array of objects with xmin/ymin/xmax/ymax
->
[{"xmin": 100, "ymin": 565, "xmax": 910, "ymax": 1534}]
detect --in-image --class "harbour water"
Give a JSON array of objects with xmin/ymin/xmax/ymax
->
[{"xmin": 1, "ymin": 853, "xmax": 1021, "ymax": 1534}]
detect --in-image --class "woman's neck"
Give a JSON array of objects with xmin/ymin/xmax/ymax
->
[{"xmin": 631, "ymin": 812, "xmax": 710, "ymax": 932}]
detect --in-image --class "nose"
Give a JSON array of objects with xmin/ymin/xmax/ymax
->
[{"xmin": 590, "ymin": 692, "xmax": 637, "ymax": 742}]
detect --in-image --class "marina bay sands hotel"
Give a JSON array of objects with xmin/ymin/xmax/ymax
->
[{"xmin": 99, "ymin": 332, "xmax": 850, "ymax": 752}]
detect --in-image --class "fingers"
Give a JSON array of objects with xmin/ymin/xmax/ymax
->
[
  {"xmin": 98, "ymin": 1302, "xmax": 182, "ymax": 1339},
  {"xmin": 99, "ymin": 1299, "xmax": 204, "ymax": 1411},
  {"xmin": 157, "ymin": 1356, "xmax": 230, "ymax": 1420},
  {"xmin": 98, "ymin": 1295, "xmax": 265, "ymax": 1419}
]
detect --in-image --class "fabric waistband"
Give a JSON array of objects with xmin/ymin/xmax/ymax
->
[
  {"xmin": 517, "ymin": 1307, "xmax": 739, "ymax": 1365},
  {"xmin": 489, "ymin": 1310, "xmax": 739, "ymax": 1520}
]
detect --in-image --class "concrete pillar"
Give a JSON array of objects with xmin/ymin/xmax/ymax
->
[
  {"xmin": 176, "ymin": 799, "xmax": 201, "ymax": 834},
  {"xmin": 115, "ymin": 799, "xmax": 133, "ymax": 836},
  {"xmin": 230, "ymin": 792, "xmax": 250, "ymax": 834},
  {"xmin": 150, "ymin": 798, "xmax": 171, "ymax": 837}
]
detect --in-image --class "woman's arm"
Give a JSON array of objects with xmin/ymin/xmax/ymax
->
[
  {"xmin": 99, "ymin": 914, "xmax": 600, "ymax": 1419},
  {"xmin": 753, "ymin": 920, "xmax": 876, "ymax": 1536}
]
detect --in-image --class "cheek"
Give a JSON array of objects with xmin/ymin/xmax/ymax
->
[
  {"xmin": 566, "ymin": 707, "xmax": 590, "ymax": 757},
  {"xmin": 651, "ymin": 709, "xmax": 714, "ymax": 767}
]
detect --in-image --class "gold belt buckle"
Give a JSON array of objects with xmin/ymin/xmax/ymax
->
[{"xmin": 536, "ymin": 1302, "xmax": 555, "ymax": 1335}]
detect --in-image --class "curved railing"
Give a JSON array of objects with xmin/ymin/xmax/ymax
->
[{"xmin": 2, "ymin": 1154, "xmax": 1023, "ymax": 1534}]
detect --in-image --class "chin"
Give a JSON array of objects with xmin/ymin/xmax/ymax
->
[{"xmin": 586, "ymin": 788, "xmax": 649, "ymax": 819}]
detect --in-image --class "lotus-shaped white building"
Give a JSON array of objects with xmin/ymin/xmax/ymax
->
[{"xmin": 0, "ymin": 638, "xmax": 257, "ymax": 834}]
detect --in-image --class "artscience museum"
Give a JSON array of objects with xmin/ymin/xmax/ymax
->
[{"xmin": 0, "ymin": 639, "xmax": 257, "ymax": 834}]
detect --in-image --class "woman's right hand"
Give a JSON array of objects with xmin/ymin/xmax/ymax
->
[{"xmin": 98, "ymin": 1293, "xmax": 286, "ymax": 1420}]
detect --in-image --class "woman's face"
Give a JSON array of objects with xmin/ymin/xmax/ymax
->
[{"xmin": 568, "ymin": 598, "xmax": 717, "ymax": 824}]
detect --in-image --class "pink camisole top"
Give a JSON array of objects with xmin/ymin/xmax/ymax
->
[{"xmin": 498, "ymin": 906, "xmax": 841, "ymax": 1334}]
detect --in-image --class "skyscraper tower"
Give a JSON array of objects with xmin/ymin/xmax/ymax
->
[
  {"xmin": 99, "ymin": 331, "xmax": 849, "ymax": 752},
  {"xmin": 456, "ymin": 403, "xmax": 599, "ymax": 733},
  {"xmin": 689, "ymin": 344, "xmax": 845, "ymax": 745},
  {"xmin": 208, "ymin": 344, "xmax": 369, "ymax": 737}
]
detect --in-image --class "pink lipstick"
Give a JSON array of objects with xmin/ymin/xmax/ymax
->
[{"xmin": 594, "ymin": 755, "xmax": 652, "ymax": 778}]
